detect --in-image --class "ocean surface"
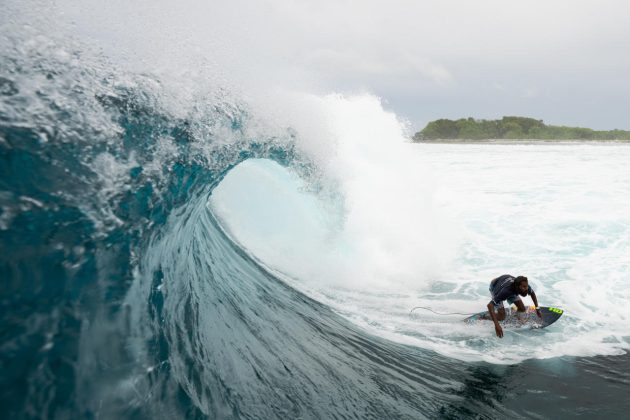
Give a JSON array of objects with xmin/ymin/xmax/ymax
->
[{"xmin": 2, "ymin": 2, "xmax": 630, "ymax": 419}]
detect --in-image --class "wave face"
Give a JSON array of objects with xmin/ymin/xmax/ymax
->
[
  {"xmin": 0, "ymin": 9, "xmax": 464, "ymax": 418},
  {"xmin": 0, "ymin": 28, "xmax": 471, "ymax": 418},
  {"xmin": 2, "ymin": 2, "xmax": 630, "ymax": 419}
]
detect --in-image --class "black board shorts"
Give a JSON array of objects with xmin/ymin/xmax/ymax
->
[{"xmin": 489, "ymin": 283, "xmax": 521, "ymax": 311}]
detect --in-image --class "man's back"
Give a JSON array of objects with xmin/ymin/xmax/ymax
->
[{"xmin": 490, "ymin": 274, "xmax": 516, "ymax": 305}]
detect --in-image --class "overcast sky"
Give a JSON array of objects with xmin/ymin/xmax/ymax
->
[
  {"xmin": 60, "ymin": 0, "xmax": 630, "ymax": 131},
  {"xmin": 260, "ymin": 0, "xmax": 630, "ymax": 131}
]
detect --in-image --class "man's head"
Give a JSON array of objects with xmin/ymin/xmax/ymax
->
[{"xmin": 514, "ymin": 276, "xmax": 529, "ymax": 296}]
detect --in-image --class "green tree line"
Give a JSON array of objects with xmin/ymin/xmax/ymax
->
[{"xmin": 413, "ymin": 117, "xmax": 630, "ymax": 141}]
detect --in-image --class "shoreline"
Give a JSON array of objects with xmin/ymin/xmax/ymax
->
[
  {"xmin": 412, "ymin": 138, "xmax": 630, "ymax": 145},
  {"xmin": 415, "ymin": 117, "xmax": 630, "ymax": 142}
]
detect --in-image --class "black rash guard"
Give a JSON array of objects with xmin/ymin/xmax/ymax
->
[{"xmin": 489, "ymin": 274, "xmax": 533, "ymax": 307}]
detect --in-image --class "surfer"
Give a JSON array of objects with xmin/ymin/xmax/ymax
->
[{"xmin": 487, "ymin": 275, "xmax": 541, "ymax": 338}]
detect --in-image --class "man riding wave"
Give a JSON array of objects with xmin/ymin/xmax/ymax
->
[{"xmin": 487, "ymin": 274, "xmax": 541, "ymax": 338}]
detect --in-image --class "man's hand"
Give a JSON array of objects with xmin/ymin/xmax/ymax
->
[
  {"xmin": 494, "ymin": 323, "xmax": 503, "ymax": 338},
  {"xmin": 536, "ymin": 308, "xmax": 542, "ymax": 318}
]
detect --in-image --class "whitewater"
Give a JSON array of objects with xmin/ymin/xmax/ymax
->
[
  {"xmin": 212, "ymin": 139, "xmax": 630, "ymax": 365},
  {"xmin": 2, "ymin": 0, "xmax": 630, "ymax": 418}
]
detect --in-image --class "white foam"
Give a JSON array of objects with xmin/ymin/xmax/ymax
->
[
  {"xmin": 212, "ymin": 123, "xmax": 630, "ymax": 363},
  {"xmin": 212, "ymin": 94, "xmax": 458, "ymax": 291}
]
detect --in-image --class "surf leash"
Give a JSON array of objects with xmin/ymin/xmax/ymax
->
[{"xmin": 409, "ymin": 306, "xmax": 476, "ymax": 316}]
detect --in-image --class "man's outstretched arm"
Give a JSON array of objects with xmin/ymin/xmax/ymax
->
[
  {"xmin": 530, "ymin": 290, "xmax": 542, "ymax": 317},
  {"xmin": 487, "ymin": 302, "xmax": 503, "ymax": 338}
]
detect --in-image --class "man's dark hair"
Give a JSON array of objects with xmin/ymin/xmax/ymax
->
[{"xmin": 514, "ymin": 276, "xmax": 528, "ymax": 286}]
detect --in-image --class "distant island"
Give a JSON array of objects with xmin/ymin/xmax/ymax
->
[{"xmin": 413, "ymin": 116, "xmax": 630, "ymax": 141}]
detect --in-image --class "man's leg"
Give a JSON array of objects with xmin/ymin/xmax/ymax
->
[
  {"xmin": 514, "ymin": 299, "xmax": 526, "ymax": 312},
  {"xmin": 496, "ymin": 307, "xmax": 506, "ymax": 321},
  {"xmin": 511, "ymin": 298, "xmax": 528, "ymax": 322}
]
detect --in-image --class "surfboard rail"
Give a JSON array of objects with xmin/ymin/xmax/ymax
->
[{"xmin": 464, "ymin": 305, "xmax": 563, "ymax": 329}]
